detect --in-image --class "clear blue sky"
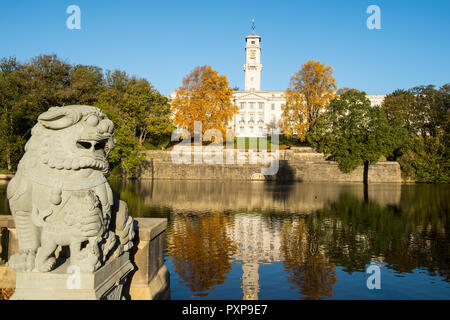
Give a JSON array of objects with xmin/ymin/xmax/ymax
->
[{"xmin": 1, "ymin": 0, "xmax": 449, "ymax": 95}]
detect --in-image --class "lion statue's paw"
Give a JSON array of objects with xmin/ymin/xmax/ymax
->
[{"xmin": 9, "ymin": 250, "xmax": 37, "ymax": 272}]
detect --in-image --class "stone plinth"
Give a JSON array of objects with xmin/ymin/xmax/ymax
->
[
  {"xmin": 1, "ymin": 215, "xmax": 170, "ymax": 300},
  {"xmin": 11, "ymin": 252, "xmax": 133, "ymax": 300},
  {"xmin": 0, "ymin": 264, "xmax": 15, "ymax": 288},
  {"xmin": 129, "ymin": 218, "xmax": 169, "ymax": 300}
]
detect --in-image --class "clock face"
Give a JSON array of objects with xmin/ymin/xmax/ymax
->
[{"xmin": 249, "ymin": 50, "xmax": 256, "ymax": 59}]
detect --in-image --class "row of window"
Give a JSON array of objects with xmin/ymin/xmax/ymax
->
[
  {"xmin": 239, "ymin": 126, "xmax": 264, "ymax": 134},
  {"xmin": 238, "ymin": 115, "xmax": 264, "ymax": 123},
  {"xmin": 239, "ymin": 102, "xmax": 280, "ymax": 111}
]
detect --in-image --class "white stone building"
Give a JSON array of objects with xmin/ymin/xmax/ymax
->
[
  {"xmin": 231, "ymin": 30, "xmax": 386, "ymax": 137},
  {"xmin": 171, "ymin": 29, "xmax": 386, "ymax": 138}
]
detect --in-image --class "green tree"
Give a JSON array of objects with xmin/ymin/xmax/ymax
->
[
  {"xmin": 308, "ymin": 89, "xmax": 406, "ymax": 183},
  {"xmin": 382, "ymin": 84, "xmax": 449, "ymax": 182},
  {"xmin": 382, "ymin": 89, "xmax": 416, "ymax": 134},
  {"xmin": 0, "ymin": 57, "xmax": 28, "ymax": 171},
  {"xmin": 0, "ymin": 54, "xmax": 173, "ymax": 176},
  {"xmin": 96, "ymin": 70, "xmax": 173, "ymax": 177},
  {"xmin": 22, "ymin": 54, "xmax": 72, "ymax": 121},
  {"xmin": 408, "ymin": 85, "xmax": 447, "ymax": 138},
  {"xmin": 336, "ymin": 87, "xmax": 360, "ymax": 95},
  {"xmin": 67, "ymin": 64, "xmax": 104, "ymax": 105}
]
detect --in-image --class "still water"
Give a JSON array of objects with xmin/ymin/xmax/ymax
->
[{"xmin": 1, "ymin": 180, "xmax": 449, "ymax": 299}]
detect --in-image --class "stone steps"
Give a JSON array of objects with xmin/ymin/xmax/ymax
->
[
  {"xmin": 290, "ymin": 146, "xmax": 316, "ymax": 153},
  {"xmin": 292, "ymin": 153, "xmax": 325, "ymax": 161}
]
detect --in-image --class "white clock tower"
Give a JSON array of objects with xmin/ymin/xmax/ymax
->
[{"xmin": 243, "ymin": 20, "xmax": 262, "ymax": 91}]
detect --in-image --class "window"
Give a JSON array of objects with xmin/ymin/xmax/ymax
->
[
  {"xmin": 259, "ymin": 102, "xmax": 264, "ymax": 110},
  {"xmin": 250, "ymin": 102, "xmax": 254, "ymax": 110},
  {"xmin": 240, "ymin": 115, "xmax": 245, "ymax": 122},
  {"xmin": 249, "ymin": 116, "xmax": 254, "ymax": 122},
  {"xmin": 258, "ymin": 115, "xmax": 263, "ymax": 122},
  {"xmin": 271, "ymin": 103, "xmax": 275, "ymax": 111},
  {"xmin": 259, "ymin": 126, "xmax": 263, "ymax": 133},
  {"xmin": 251, "ymin": 41, "xmax": 255, "ymax": 44},
  {"xmin": 249, "ymin": 126, "xmax": 254, "ymax": 133},
  {"xmin": 240, "ymin": 102, "xmax": 245, "ymax": 110},
  {"xmin": 240, "ymin": 126, "xmax": 244, "ymax": 133}
]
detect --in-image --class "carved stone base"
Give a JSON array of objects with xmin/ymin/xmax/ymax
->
[
  {"xmin": 129, "ymin": 264, "xmax": 170, "ymax": 300},
  {"xmin": 11, "ymin": 252, "xmax": 133, "ymax": 300},
  {"xmin": 0, "ymin": 264, "xmax": 16, "ymax": 288}
]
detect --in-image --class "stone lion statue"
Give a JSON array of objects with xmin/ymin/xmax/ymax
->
[{"xmin": 7, "ymin": 105, "xmax": 135, "ymax": 273}]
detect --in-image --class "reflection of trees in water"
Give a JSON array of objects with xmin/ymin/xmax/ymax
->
[
  {"xmin": 0, "ymin": 181, "xmax": 10, "ymax": 215},
  {"xmin": 281, "ymin": 219, "xmax": 337, "ymax": 300},
  {"xmin": 310, "ymin": 188, "xmax": 449, "ymax": 282},
  {"xmin": 103, "ymin": 179, "xmax": 449, "ymax": 296},
  {"xmin": 167, "ymin": 213, "xmax": 237, "ymax": 297},
  {"xmin": 280, "ymin": 185, "xmax": 449, "ymax": 298},
  {"xmin": 108, "ymin": 178, "xmax": 171, "ymax": 218}
]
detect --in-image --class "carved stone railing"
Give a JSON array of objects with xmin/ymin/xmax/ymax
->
[
  {"xmin": 0, "ymin": 216, "xmax": 16, "ymax": 289},
  {"xmin": 0, "ymin": 215, "xmax": 169, "ymax": 300},
  {"xmin": 0, "ymin": 227, "xmax": 4, "ymax": 265}
]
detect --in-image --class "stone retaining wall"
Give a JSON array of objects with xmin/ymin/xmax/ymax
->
[{"xmin": 142, "ymin": 150, "xmax": 402, "ymax": 183}]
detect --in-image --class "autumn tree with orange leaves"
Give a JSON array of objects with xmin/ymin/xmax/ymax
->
[
  {"xmin": 281, "ymin": 60, "xmax": 337, "ymax": 141},
  {"xmin": 171, "ymin": 65, "xmax": 238, "ymax": 139}
]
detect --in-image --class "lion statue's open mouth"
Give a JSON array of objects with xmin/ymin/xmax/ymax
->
[{"xmin": 20, "ymin": 105, "xmax": 116, "ymax": 175}]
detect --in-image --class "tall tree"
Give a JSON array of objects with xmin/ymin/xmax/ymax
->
[
  {"xmin": 382, "ymin": 84, "xmax": 449, "ymax": 182},
  {"xmin": 0, "ymin": 57, "xmax": 27, "ymax": 170},
  {"xmin": 382, "ymin": 89, "xmax": 416, "ymax": 134},
  {"xmin": 336, "ymin": 87, "xmax": 360, "ymax": 95},
  {"xmin": 282, "ymin": 60, "xmax": 337, "ymax": 141},
  {"xmin": 23, "ymin": 54, "xmax": 72, "ymax": 118},
  {"xmin": 68, "ymin": 64, "xmax": 104, "ymax": 105},
  {"xmin": 96, "ymin": 70, "xmax": 173, "ymax": 177},
  {"xmin": 308, "ymin": 89, "xmax": 406, "ymax": 184},
  {"xmin": 171, "ymin": 65, "xmax": 238, "ymax": 138},
  {"xmin": 409, "ymin": 85, "xmax": 448, "ymax": 138}
]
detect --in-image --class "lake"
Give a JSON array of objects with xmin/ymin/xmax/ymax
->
[{"xmin": 1, "ymin": 179, "xmax": 449, "ymax": 299}]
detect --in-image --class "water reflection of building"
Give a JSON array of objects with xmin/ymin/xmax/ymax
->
[
  {"xmin": 228, "ymin": 214, "xmax": 337, "ymax": 300},
  {"xmin": 114, "ymin": 180, "xmax": 449, "ymax": 299},
  {"xmin": 228, "ymin": 215, "xmax": 284, "ymax": 300},
  {"xmin": 138, "ymin": 180, "xmax": 401, "ymax": 300}
]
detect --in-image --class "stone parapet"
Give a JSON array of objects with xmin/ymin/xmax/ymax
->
[
  {"xmin": 0, "ymin": 216, "xmax": 169, "ymax": 300},
  {"xmin": 142, "ymin": 150, "xmax": 402, "ymax": 183},
  {"xmin": 129, "ymin": 218, "xmax": 169, "ymax": 300}
]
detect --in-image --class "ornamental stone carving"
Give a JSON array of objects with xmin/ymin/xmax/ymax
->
[{"xmin": 7, "ymin": 105, "xmax": 135, "ymax": 273}]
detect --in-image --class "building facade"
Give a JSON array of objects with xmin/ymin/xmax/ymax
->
[
  {"xmin": 170, "ymin": 29, "xmax": 386, "ymax": 138},
  {"xmin": 232, "ymin": 30, "xmax": 386, "ymax": 137}
]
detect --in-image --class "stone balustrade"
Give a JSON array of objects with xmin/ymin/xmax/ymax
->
[{"xmin": 0, "ymin": 215, "xmax": 169, "ymax": 300}]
